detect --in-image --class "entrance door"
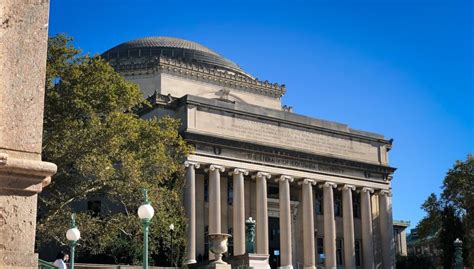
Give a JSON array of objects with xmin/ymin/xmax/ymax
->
[{"xmin": 268, "ymin": 217, "xmax": 280, "ymax": 269}]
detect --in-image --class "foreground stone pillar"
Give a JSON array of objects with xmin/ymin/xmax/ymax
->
[
  {"xmin": 361, "ymin": 187, "xmax": 375, "ymax": 269},
  {"xmin": 379, "ymin": 190, "xmax": 395, "ymax": 269},
  {"xmin": 321, "ymin": 182, "xmax": 337, "ymax": 269},
  {"xmin": 300, "ymin": 179, "xmax": 316, "ymax": 269},
  {"xmin": 0, "ymin": 1, "xmax": 57, "ymax": 269},
  {"xmin": 255, "ymin": 172, "xmax": 271, "ymax": 255},
  {"xmin": 342, "ymin": 184, "xmax": 356, "ymax": 269},
  {"xmin": 184, "ymin": 161, "xmax": 199, "ymax": 264},
  {"xmin": 277, "ymin": 175, "xmax": 293, "ymax": 269},
  {"xmin": 232, "ymin": 168, "xmax": 248, "ymax": 256}
]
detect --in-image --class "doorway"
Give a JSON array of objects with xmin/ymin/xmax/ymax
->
[{"xmin": 268, "ymin": 217, "xmax": 280, "ymax": 269}]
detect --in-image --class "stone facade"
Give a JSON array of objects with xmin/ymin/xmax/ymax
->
[
  {"xmin": 0, "ymin": 1, "xmax": 57, "ymax": 268},
  {"xmin": 105, "ymin": 37, "xmax": 397, "ymax": 269}
]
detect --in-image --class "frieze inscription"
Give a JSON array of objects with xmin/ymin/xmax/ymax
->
[
  {"xmin": 195, "ymin": 144, "xmax": 386, "ymax": 181},
  {"xmin": 191, "ymin": 110, "xmax": 381, "ymax": 164}
]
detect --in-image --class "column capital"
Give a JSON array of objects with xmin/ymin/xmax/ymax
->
[
  {"xmin": 298, "ymin": 178, "xmax": 317, "ymax": 185},
  {"xmin": 184, "ymin": 161, "xmax": 200, "ymax": 169},
  {"xmin": 342, "ymin": 184, "xmax": 356, "ymax": 191},
  {"xmin": 319, "ymin": 181, "xmax": 337, "ymax": 189},
  {"xmin": 208, "ymin": 164, "xmax": 225, "ymax": 172},
  {"xmin": 379, "ymin": 189, "xmax": 392, "ymax": 196},
  {"xmin": 253, "ymin": 171, "xmax": 271, "ymax": 179},
  {"xmin": 230, "ymin": 168, "xmax": 249, "ymax": 176},
  {"xmin": 276, "ymin": 175, "xmax": 294, "ymax": 183},
  {"xmin": 361, "ymin": 187, "xmax": 375, "ymax": 194}
]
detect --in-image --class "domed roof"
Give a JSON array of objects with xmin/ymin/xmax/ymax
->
[{"xmin": 102, "ymin": 36, "xmax": 247, "ymax": 76}]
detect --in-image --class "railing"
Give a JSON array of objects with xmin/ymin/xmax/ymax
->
[{"xmin": 38, "ymin": 259, "xmax": 58, "ymax": 269}]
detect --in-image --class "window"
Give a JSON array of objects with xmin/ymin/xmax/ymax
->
[
  {"xmin": 228, "ymin": 227, "xmax": 234, "ymax": 256},
  {"xmin": 315, "ymin": 190, "xmax": 323, "ymax": 215},
  {"xmin": 204, "ymin": 175, "xmax": 209, "ymax": 202},
  {"xmin": 204, "ymin": 226, "xmax": 209, "ymax": 260},
  {"xmin": 336, "ymin": 239, "xmax": 343, "ymax": 265},
  {"xmin": 87, "ymin": 200, "xmax": 101, "ymax": 217},
  {"xmin": 317, "ymin": 237, "xmax": 324, "ymax": 254},
  {"xmin": 227, "ymin": 177, "xmax": 233, "ymax": 205},
  {"xmin": 355, "ymin": 240, "xmax": 362, "ymax": 266},
  {"xmin": 334, "ymin": 191, "xmax": 342, "ymax": 217},
  {"xmin": 353, "ymin": 195, "xmax": 361, "ymax": 218},
  {"xmin": 267, "ymin": 186, "xmax": 279, "ymax": 199}
]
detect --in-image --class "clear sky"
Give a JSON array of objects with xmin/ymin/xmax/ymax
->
[{"xmin": 48, "ymin": 0, "xmax": 473, "ymax": 229}]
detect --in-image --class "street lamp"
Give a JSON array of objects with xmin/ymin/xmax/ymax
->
[
  {"xmin": 454, "ymin": 238, "xmax": 463, "ymax": 269},
  {"xmin": 66, "ymin": 213, "xmax": 80, "ymax": 269},
  {"xmin": 138, "ymin": 189, "xmax": 155, "ymax": 269},
  {"xmin": 169, "ymin": 223, "xmax": 174, "ymax": 267}
]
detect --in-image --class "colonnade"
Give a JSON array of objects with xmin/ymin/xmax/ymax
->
[{"xmin": 184, "ymin": 161, "xmax": 394, "ymax": 269}]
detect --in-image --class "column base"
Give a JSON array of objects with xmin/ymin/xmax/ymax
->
[
  {"xmin": 303, "ymin": 266, "xmax": 316, "ymax": 269},
  {"xmin": 0, "ymin": 250, "xmax": 38, "ymax": 269},
  {"xmin": 278, "ymin": 265, "xmax": 293, "ymax": 269},
  {"xmin": 204, "ymin": 264, "xmax": 231, "ymax": 269},
  {"xmin": 186, "ymin": 259, "xmax": 197, "ymax": 264}
]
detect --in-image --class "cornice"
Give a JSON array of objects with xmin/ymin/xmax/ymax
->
[{"xmin": 109, "ymin": 56, "xmax": 286, "ymax": 98}]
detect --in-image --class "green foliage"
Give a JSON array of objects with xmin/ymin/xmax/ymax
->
[
  {"xmin": 396, "ymin": 254, "xmax": 435, "ymax": 269},
  {"xmin": 415, "ymin": 154, "xmax": 473, "ymax": 267},
  {"xmin": 417, "ymin": 193, "xmax": 442, "ymax": 239},
  {"xmin": 438, "ymin": 205, "xmax": 465, "ymax": 269},
  {"xmin": 37, "ymin": 34, "xmax": 192, "ymax": 266}
]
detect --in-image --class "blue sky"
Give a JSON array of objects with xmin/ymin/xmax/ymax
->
[{"xmin": 49, "ymin": 0, "xmax": 473, "ymax": 229}]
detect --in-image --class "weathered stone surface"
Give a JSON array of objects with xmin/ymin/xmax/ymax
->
[{"xmin": 0, "ymin": 1, "xmax": 56, "ymax": 268}]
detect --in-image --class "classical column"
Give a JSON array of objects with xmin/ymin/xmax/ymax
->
[
  {"xmin": 342, "ymin": 184, "xmax": 356, "ymax": 269},
  {"xmin": 321, "ymin": 182, "xmax": 337, "ymax": 269},
  {"xmin": 276, "ymin": 175, "xmax": 294, "ymax": 269},
  {"xmin": 184, "ymin": 161, "xmax": 199, "ymax": 264},
  {"xmin": 299, "ymin": 179, "xmax": 317, "ymax": 269},
  {"xmin": 208, "ymin": 165, "xmax": 225, "ymax": 234},
  {"xmin": 232, "ymin": 168, "xmax": 248, "ymax": 256},
  {"xmin": 255, "ymin": 172, "xmax": 271, "ymax": 255},
  {"xmin": 379, "ymin": 190, "xmax": 395, "ymax": 269},
  {"xmin": 361, "ymin": 187, "xmax": 375, "ymax": 269}
]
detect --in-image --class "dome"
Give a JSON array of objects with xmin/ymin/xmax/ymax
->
[{"xmin": 102, "ymin": 36, "xmax": 247, "ymax": 76}]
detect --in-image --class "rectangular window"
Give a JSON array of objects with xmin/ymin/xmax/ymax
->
[
  {"xmin": 317, "ymin": 237, "xmax": 324, "ymax": 254},
  {"xmin": 355, "ymin": 240, "xmax": 362, "ymax": 266},
  {"xmin": 204, "ymin": 175, "xmax": 209, "ymax": 202},
  {"xmin": 87, "ymin": 200, "xmax": 101, "ymax": 217},
  {"xmin": 227, "ymin": 177, "xmax": 233, "ymax": 205},
  {"xmin": 315, "ymin": 190, "xmax": 323, "ymax": 215},
  {"xmin": 353, "ymin": 195, "xmax": 361, "ymax": 218},
  {"xmin": 267, "ymin": 186, "xmax": 279, "ymax": 199},
  {"xmin": 334, "ymin": 191, "xmax": 342, "ymax": 217},
  {"xmin": 336, "ymin": 239, "xmax": 344, "ymax": 265},
  {"xmin": 228, "ymin": 227, "xmax": 234, "ymax": 256},
  {"xmin": 204, "ymin": 226, "xmax": 209, "ymax": 260}
]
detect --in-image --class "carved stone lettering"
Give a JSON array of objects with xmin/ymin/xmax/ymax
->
[{"xmin": 191, "ymin": 110, "xmax": 380, "ymax": 164}]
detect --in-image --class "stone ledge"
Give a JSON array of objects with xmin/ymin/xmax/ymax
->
[{"xmin": 0, "ymin": 153, "xmax": 57, "ymax": 194}]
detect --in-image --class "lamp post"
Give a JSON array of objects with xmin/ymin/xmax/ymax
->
[
  {"xmin": 138, "ymin": 189, "xmax": 155, "ymax": 269},
  {"xmin": 454, "ymin": 238, "xmax": 463, "ymax": 269},
  {"xmin": 66, "ymin": 213, "xmax": 80, "ymax": 269},
  {"xmin": 169, "ymin": 223, "xmax": 175, "ymax": 267}
]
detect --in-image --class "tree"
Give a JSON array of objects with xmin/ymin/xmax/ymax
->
[
  {"xmin": 37, "ymin": 34, "xmax": 192, "ymax": 265},
  {"xmin": 438, "ymin": 205, "xmax": 465, "ymax": 269},
  {"xmin": 416, "ymin": 155, "xmax": 473, "ymax": 267},
  {"xmin": 417, "ymin": 193, "xmax": 442, "ymax": 239}
]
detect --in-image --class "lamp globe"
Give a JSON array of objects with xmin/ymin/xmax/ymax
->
[
  {"xmin": 66, "ymin": 227, "xmax": 81, "ymax": 241},
  {"xmin": 138, "ymin": 204, "xmax": 155, "ymax": 220}
]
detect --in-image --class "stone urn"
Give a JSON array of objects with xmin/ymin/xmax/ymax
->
[{"xmin": 208, "ymin": 233, "xmax": 231, "ymax": 264}]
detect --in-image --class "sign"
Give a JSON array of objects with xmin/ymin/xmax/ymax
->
[{"xmin": 274, "ymin": 250, "xmax": 280, "ymax": 256}]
